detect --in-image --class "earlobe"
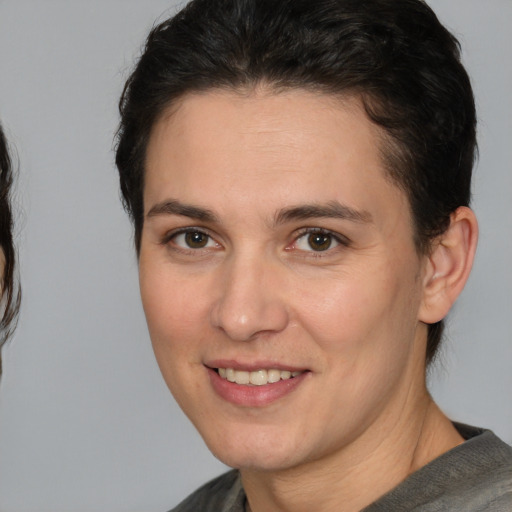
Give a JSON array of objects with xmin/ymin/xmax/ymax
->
[{"xmin": 419, "ymin": 206, "xmax": 478, "ymax": 324}]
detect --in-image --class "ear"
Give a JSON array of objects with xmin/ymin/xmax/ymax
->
[{"xmin": 419, "ymin": 206, "xmax": 478, "ymax": 324}]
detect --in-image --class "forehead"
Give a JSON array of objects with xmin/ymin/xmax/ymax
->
[
  {"xmin": 144, "ymin": 88, "xmax": 410, "ymax": 229},
  {"xmin": 147, "ymin": 88, "xmax": 379, "ymax": 172}
]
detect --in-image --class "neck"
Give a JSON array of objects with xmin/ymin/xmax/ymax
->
[{"xmin": 241, "ymin": 389, "xmax": 463, "ymax": 512}]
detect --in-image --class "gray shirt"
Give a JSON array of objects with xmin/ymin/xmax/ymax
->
[{"xmin": 170, "ymin": 424, "xmax": 512, "ymax": 511}]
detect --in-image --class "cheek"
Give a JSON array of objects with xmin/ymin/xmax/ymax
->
[
  {"xmin": 293, "ymin": 262, "xmax": 422, "ymax": 363},
  {"xmin": 139, "ymin": 267, "xmax": 215, "ymax": 411},
  {"xmin": 292, "ymin": 266, "xmax": 424, "ymax": 426},
  {"xmin": 139, "ymin": 266, "xmax": 210, "ymax": 360}
]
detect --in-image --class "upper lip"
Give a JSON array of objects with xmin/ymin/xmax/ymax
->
[{"xmin": 205, "ymin": 359, "xmax": 308, "ymax": 373}]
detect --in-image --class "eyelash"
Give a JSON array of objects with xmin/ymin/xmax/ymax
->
[
  {"xmin": 291, "ymin": 227, "xmax": 351, "ymax": 254},
  {"xmin": 161, "ymin": 227, "xmax": 220, "ymax": 253},
  {"xmin": 161, "ymin": 227, "xmax": 350, "ymax": 255}
]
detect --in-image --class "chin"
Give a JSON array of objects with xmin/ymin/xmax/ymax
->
[
  {"xmin": 211, "ymin": 447, "xmax": 299, "ymax": 472},
  {"xmin": 200, "ymin": 423, "xmax": 307, "ymax": 472}
]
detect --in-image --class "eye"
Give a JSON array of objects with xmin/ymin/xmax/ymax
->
[
  {"xmin": 293, "ymin": 229, "xmax": 346, "ymax": 252},
  {"xmin": 170, "ymin": 229, "xmax": 218, "ymax": 250}
]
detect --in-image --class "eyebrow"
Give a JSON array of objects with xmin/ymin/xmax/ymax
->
[
  {"xmin": 146, "ymin": 198, "xmax": 372, "ymax": 225},
  {"xmin": 147, "ymin": 199, "xmax": 218, "ymax": 222},
  {"xmin": 274, "ymin": 201, "xmax": 372, "ymax": 225}
]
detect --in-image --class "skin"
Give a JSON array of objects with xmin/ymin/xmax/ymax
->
[{"xmin": 139, "ymin": 88, "xmax": 477, "ymax": 512}]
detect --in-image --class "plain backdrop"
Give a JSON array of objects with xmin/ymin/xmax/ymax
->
[{"xmin": 0, "ymin": 1, "xmax": 510, "ymax": 511}]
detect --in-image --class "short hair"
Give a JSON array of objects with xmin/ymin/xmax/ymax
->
[
  {"xmin": 115, "ymin": 0, "xmax": 477, "ymax": 364},
  {"xmin": 0, "ymin": 122, "xmax": 21, "ymax": 365}
]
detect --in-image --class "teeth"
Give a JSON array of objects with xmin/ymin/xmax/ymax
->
[
  {"xmin": 235, "ymin": 371, "xmax": 250, "ymax": 385},
  {"xmin": 250, "ymin": 370, "xmax": 267, "ymax": 385},
  {"xmin": 217, "ymin": 368, "xmax": 303, "ymax": 386},
  {"xmin": 267, "ymin": 369, "xmax": 281, "ymax": 383}
]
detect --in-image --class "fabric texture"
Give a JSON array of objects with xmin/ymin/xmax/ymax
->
[{"xmin": 169, "ymin": 424, "xmax": 512, "ymax": 512}]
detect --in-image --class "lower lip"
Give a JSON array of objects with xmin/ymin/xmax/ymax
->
[{"xmin": 207, "ymin": 367, "xmax": 309, "ymax": 407}]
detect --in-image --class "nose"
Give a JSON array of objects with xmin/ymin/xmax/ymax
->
[{"xmin": 210, "ymin": 254, "xmax": 289, "ymax": 342}]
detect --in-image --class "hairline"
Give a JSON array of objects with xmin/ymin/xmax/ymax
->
[{"xmin": 142, "ymin": 82, "xmax": 427, "ymax": 255}]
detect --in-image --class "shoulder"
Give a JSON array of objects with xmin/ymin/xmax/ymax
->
[
  {"xmin": 365, "ymin": 424, "xmax": 512, "ymax": 511},
  {"xmin": 169, "ymin": 470, "xmax": 245, "ymax": 512},
  {"xmin": 443, "ymin": 424, "xmax": 512, "ymax": 511}
]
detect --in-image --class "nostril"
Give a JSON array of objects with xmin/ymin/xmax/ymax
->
[
  {"xmin": 209, "ymin": 263, "xmax": 290, "ymax": 341},
  {"xmin": 210, "ymin": 299, "xmax": 289, "ymax": 342}
]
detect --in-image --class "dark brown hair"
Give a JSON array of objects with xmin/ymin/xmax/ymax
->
[
  {"xmin": 116, "ymin": 0, "xmax": 477, "ymax": 364},
  {"xmin": 0, "ymin": 122, "xmax": 21, "ymax": 371}
]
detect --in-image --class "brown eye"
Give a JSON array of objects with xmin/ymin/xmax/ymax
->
[
  {"xmin": 294, "ymin": 230, "xmax": 342, "ymax": 253},
  {"xmin": 170, "ymin": 230, "xmax": 216, "ymax": 250},
  {"xmin": 307, "ymin": 232, "xmax": 332, "ymax": 251},
  {"xmin": 184, "ymin": 231, "xmax": 210, "ymax": 248}
]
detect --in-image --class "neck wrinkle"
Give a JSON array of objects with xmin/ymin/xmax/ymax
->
[
  {"xmin": 409, "ymin": 400, "xmax": 465, "ymax": 474},
  {"xmin": 241, "ymin": 335, "xmax": 462, "ymax": 512},
  {"xmin": 241, "ymin": 386, "xmax": 437, "ymax": 512}
]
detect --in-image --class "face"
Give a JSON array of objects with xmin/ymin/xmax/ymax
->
[{"xmin": 140, "ymin": 89, "xmax": 431, "ymax": 472}]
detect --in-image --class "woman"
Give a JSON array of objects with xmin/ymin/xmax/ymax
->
[
  {"xmin": 0, "ymin": 122, "xmax": 20, "ymax": 374},
  {"xmin": 115, "ymin": 0, "xmax": 512, "ymax": 510}
]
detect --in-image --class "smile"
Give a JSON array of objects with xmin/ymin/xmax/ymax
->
[
  {"xmin": 209, "ymin": 366, "xmax": 309, "ymax": 407},
  {"xmin": 217, "ymin": 368, "xmax": 303, "ymax": 386}
]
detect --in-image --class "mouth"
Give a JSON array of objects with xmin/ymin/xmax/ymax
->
[
  {"xmin": 216, "ymin": 367, "xmax": 304, "ymax": 386},
  {"xmin": 207, "ymin": 363, "xmax": 309, "ymax": 407}
]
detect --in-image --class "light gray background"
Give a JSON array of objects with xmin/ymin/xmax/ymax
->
[{"xmin": 0, "ymin": 1, "xmax": 510, "ymax": 511}]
